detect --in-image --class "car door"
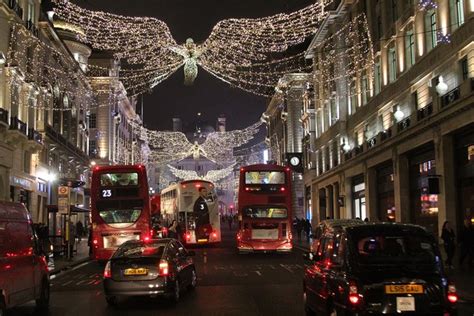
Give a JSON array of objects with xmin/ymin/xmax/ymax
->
[
  {"xmin": 305, "ymin": 236, "xmax": 330, "ymax": 313},
  {"xmin": 174, "ymin": 241, "xmax": 193, "ymax": 286},
  {"xmin": 315, "ymin": 236, "xmax": 336, "ymax": 313}
]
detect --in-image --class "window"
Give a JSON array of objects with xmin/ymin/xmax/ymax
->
[
  {"xmin": 330, "ymin": 98, "xmax": 338, "ymax": 125},
  {"xmin": 361, "ymin": 72, "xmax": 369, "ymax": 105},
  {"xmin": 425, "ymin": 10, "xmax": 437, "ymax": 52},
  {"xmin": 450, "ymin": 0, "xmax": 465, "ymax": 31},
  {"xmin": 374, "ymin": 61, "xmax": 381, "ymax": 95},
  {"xmin": 405, "ymin": 28, "xmax": 415, "ymax": 69},
  {"xmin": 89, "ymin": 113, "xmax": 97, "ymax": 128},
  {"xmin": 27, "ymin": 1, "xmax": 35, "ymax": 23},
  {"xmin": 460, "ymin": 57, "xmax": 468, "ymax": 80},
  {"xmin": 388, "ymin": 45, "xmax": 397, "ymax": 83},
  {"xmin": 89, "ymin": 140, "xmax": 97, "ymax": 156},
  {"xmin": 391, "ymin": 0, "xmax": 398, "ymax": 23},
  {"xmin": 348, "ymin": 81, "xmax": 357, "ymax": 115},
  {"xmin": 24, "ymin": 151, "xmax": 31, "ymax": 173}
]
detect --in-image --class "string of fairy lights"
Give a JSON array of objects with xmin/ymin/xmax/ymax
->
[
  {"xmin": 132, "ymin": 120, "xmax": 263, "ymax": 164},
  {"xmin": 51, "ymin": 0, "xmax": 334, "ymax": 96},
  {"xmin": 167, "ymin": 163, "xmax": 236, "ymax": 183}
]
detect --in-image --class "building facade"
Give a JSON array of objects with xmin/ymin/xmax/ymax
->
[{"xmin": 300, "ymin": 0, "xmax": 474, "ymax": 237}]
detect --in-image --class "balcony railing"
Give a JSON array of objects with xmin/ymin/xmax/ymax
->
[
  {"xmin": 441, "ymin": 86, "xmax": 460, "ymax": 108},
  {"xmin": 0, "ymin": 108, "xmax": 8, "ymax": 125},
  {"xmin": 380, "ymin": 127, "xmax": 392, "ymax": 141},
  {"xmin": 7, "ymin": 0, "xmax": 23, "ymax": 19},
  {"xmin": 9, "ymin": 116, "xmax": 27, "ymax": 135},
  {"xmin": 417, "ymin": 103, "xmax": 433, "ymax": 121},
  {"xmin": 367, "ymin": 136, "xmax": 377, "ymax": 149},
  {"xmin": 28, "ymin": 127, "xmax": 43, "ymax": 144},
  {"xmin": 397, "ymin": 117, "xmax": 411, "ymax": 133},
  {"xmin": 354, "ymin": 145, "xmax": 364, "ymax": 156}
]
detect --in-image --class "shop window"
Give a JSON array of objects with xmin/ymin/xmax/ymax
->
[
  {"xmin": 89, "ymin": 113, "xmax": 97, "ymax": 129},
  {"xmin": 388, "ymin": 45, "xmax": 397, "ymax": 83},
  {"xmin": 374, "ymin": 61, "xmax": 381, "ymax": 95}
]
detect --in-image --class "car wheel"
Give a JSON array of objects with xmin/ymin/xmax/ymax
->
[
  {"xmin": 170, "ymin": 279, "xmax": 180, "ymax": 303},
  {"xmin": 35, "ymin": 279, "xmax": 50, "ymax": 310},
  {"xmin": 105, "ymin": 296, "xmax": 117, "ymax": 306}
]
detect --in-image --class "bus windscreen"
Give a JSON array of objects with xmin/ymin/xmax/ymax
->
[
  {"xmin": 100, "ymin": 172, "xmax": 138, "ymax": 187},
  {"xmin": 243, "ymin": 207, "xmax": 288, "ymax": 218},
  {"xmin": 245, "ymin": 171, "xmax": 285, "ymax": 185}
]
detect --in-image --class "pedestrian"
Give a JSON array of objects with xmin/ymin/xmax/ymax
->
[
  {"xmin": 296, "ymin": 218, "xmax": 303, "ymax": 241},
  {"xmin": 458, "ymin": 219, "xmax": 474, "ymax": 267},
  {"xmin": 304, "ymin": 219, "xmax": 312, "ymax": 242},
  {"xmin": 76, "ymin": 220, "xmax": 84, "ymax": 242},
  {"xmin": 441, "ymin": 221, "xmax": 456, "ymax": 268},
  {"xmin": 168, "ymin": 220, "xmax": 179, "ymax": 240},
  {"xmin": 228, "ymin": 215, "xmax": 233, "ymax": 230}
]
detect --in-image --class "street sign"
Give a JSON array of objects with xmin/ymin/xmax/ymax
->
[
  {"xmin": 58, "ymin": 186, "xmax": 70, "ymax": 196},
  {"xmin": 58, "ymin": 186, "xmax": 70, "ymax": 214}
]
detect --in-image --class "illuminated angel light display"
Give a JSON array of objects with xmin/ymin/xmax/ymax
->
[
  {"xmin": 132, "ymin": 121, "xmax": 263, "ymax": 164},
  {"xmin": 167, "ymin": 163, "xmax": 236, "ymax": 183},
  {"xmin": 51, "ymin": 0, "xmax": 335, "ymax": 96}
]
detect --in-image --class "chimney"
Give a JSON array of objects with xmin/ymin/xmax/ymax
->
[
  {"xmin": 217, "ymin": 114, "xmax": 226, "ymax": 132},
  {"xmin": 172, "ymin": 117, "xmax": 182, "ymax": 132}
]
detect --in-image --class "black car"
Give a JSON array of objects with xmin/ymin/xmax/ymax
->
[
  {"xmin": 103, "ymin": 238, "xmax": 196, "ymax": 306},
  {"xmin": 303, "ymin": 222, "xmax": 458, "ymax": 315}
]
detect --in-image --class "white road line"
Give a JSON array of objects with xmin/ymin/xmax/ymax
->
[
  {"xmin": 86, "ymin": 279, "xmax": 96, "ymax": 285},
  {"xmin": 76, "ymin": 279, "xmax": 88, "ymax": 285},
  {"xmin": 71, "ymin": 261, "xmax": 92, "ymax": 271},
  {"xmin": 280, "ymin": 264, "xmax": 294, "ymax": 274},
  {"xmin": 254, "ymin": 271, "xmax": 262, "ymax": 276},
  {"xmin": 61, "ymin": 281, "xmax": 73, "ymax": 286}
]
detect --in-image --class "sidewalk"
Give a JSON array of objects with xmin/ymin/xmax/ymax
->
[
  {"xmin": 48, "ymin": 239, "xmax": 91, "ymax": 275},
  {"xmin": 292, "ymin": 237, "xmax": 474, "ymax": 302}
]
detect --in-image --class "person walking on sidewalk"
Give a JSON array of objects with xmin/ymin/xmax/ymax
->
[
  {"xmin": 76, "ymin": 220, "xmax": 84, "ymax": 243},
  {"xmin": 441, "ymin": 221, "xmax": 456, "ymax": 268},
  {"xmin": 296, "ymin": 218, "xmax": 303, "ymax": 241},
  {"xmin": 304, "ymin": 219, "xmax": 312, "ymax": 242},
  {"xmin": 459, "ymin": 219, "xmax": 474, "ymax": 267}
]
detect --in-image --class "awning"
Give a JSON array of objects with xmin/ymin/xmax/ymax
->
[{"xmin": 47, "ymin": 205, "xmax": 90, "ymax": 213}]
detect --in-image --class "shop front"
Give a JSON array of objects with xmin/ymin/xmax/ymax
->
[
  {"xmin": 352, "ymin": 175, "xmax": 366, "ymax": 220},
  {"xmin": 455, "ymin": 125, "xmax": 474, "ymax": 229},
  {"xmin": 376, "ymin": 163, "xmax": 395, "ymax": 222},
  {"xmin": 9, "ymin": 172, "xmax": 35, "ymax": 211}
]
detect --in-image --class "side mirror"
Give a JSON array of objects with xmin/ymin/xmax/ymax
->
[{"xmin": 187, "ymin": 250, "xmax": 196, "ymax": 257}]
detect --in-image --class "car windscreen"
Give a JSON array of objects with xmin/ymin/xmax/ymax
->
[
  {"xmin": 350, "ymin": 229, "xmax": 437, "ymax": 265},
  {"xmin": 113, "ymin": 241, "xmax": 166, "ymax": 258},
  {"xmin": 245, "ymin": 171, "xmax": 285, "ymax": 184},
  {"xmin": 243, "ymin": 207, "xmax": 287, "ymax": 218},
  {"xmin": 99, "ymin": 208, "xmax": 142, "ymax": 224}
]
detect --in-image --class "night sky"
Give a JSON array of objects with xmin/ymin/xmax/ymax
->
[{"xmin": 76, "ymin": 0, "xmax": 314, "ymax": 131}]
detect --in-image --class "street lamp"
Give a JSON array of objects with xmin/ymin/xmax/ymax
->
[
  {"xmin": 394, "ymin": 106, "xmax": 405, "ymax": 122},
  {"xmin": 436, "ymin": 75, "xmax": 448, "ymax": 95}
]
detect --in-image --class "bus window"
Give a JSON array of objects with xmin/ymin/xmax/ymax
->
[
  {"xmin": 100, "ymin": 172, "xmax": 138, "ymax": 187},
  {"xmin": 243, "ymin": 207, "xmax": 287, "ymax": 218}
]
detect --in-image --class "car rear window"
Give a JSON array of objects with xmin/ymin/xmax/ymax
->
[
  {"xmin": 350, "ymin": 229, "xmax": 437, "ymax": 265},
  {"xmin": 113, "ymin": 241, "xmax": 166, "ymax": 258}
]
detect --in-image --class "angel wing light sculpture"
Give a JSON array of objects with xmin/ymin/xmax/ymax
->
[
  {"xmin": 135, "ymin": 121, "xmax": 262, "ymax": 164},
  {"xmin": 167, "ymin": 163, "xmax": 236, "ymax": 183},
  {"xmin": 51, "ymin": 0, "xmax": 342, "ymax": 96}
]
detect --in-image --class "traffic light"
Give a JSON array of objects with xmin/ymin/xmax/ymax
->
[{"xmin": 286, "ymin": 153, "xmax": 304, "ymax": 173}]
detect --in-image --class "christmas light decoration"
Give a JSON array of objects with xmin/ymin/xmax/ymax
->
[
  {"xmin": 437, "ymin": 31, "xmax": 451, "ymax": 44},
  {"xmin": 418, "ymin": 0, "xmax": 438, "ymax": 10},
  {"xmin": 167, "ymin": 163, "xmax": 236, "ymax": 183},
  {"xmin": 136, "ymin": 121, "xmax": 263, "ymax": 164},
  {"xmin": 51, "ymin": 0, "xmax": 333, "ymax": 96}
]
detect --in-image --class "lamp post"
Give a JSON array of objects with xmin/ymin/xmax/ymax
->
[{"xmin": 435, "ymin": 75, "xmax": 448, "ymax": 95}]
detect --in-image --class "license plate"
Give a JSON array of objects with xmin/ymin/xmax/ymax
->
[
  {"xmin": 396, "ymin": 297, "xmax": 415, "ymax": 311},
  {"xmin": 198, "ymin": 239, "xmax": 208, "ymax": 243},
  {"xmin": 385, "ymin": 284, "xmax": 423, "ymax": 294},
  {"xmin": 124, "ymin": 268, "xmax": 148, "ymax": 276}
]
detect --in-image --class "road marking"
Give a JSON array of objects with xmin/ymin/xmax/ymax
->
[
  {"xmin": 86, "ymin": 279, "xmax": 96, "ymax": 285},
  {"xmin": 280, "ymin": 264, "xmax": 294, "ymax": 274},
  {"xmin": 76, "ymin": 280, "xmax": 88, "ymax": 285},
  {"xmin": 71, "ymin": 261, "xmax": 92, "ymax": 271},
  {"xmin": 254, "ymin": 271, "xmax": 262, "ymax": 276},
  {"xmin": 62, "ymin": 281, "xmax": 73, "ymax": 286},
  {"xmin": 233, "ymin": 271, "xmax": 248, "ymax": 277}
]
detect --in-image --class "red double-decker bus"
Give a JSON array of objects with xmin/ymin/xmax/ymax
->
[
  {"xmin": 90, "ymin": 165, "xmax": 152, "ymax": 261},
  {"xmin": 236, "ymin": 164, "xmax": 293, "ymax": 253}
]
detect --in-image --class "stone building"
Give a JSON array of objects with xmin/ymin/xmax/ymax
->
[{"xmin": 301, "ymin": 0, "xmax": 474, "ymax": 236}]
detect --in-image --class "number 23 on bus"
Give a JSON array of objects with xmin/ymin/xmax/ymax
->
[{"xmin": 90, "ymin": 165, "xmax": 152, "ymax": 261}]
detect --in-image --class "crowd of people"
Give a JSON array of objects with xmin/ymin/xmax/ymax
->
[
  {"xmin": 293, "ymin": 217, "xmax": 312, "ymax": 242},
  {"xmin": 441, "ymin": 219, "xmax": 474, "ymax": 269}
]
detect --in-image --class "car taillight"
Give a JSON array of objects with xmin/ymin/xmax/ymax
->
[
  {"xmin": 103, "ymin": 261, "xmax": 111, "ymax": 278},
  {"xmin": 237, "ymin": 234, "xmax": 241, "ymax": 241},
  {"xmin": 150, "ymin": 229, "xmax": 154, "ymax": 237},
  {"xmin": 185, "ymin": 232, "xmax": 191, "ymax": 240},
  {"xmin": 158, "ymin": 260, "xmax": 169, "ymax": 276},
  {"xmin": 348, "ymin": 281, "xmax": 361, "ymax": 305},
  {"xmin": 212, "ymin": 231, "xmax": 217, "ymax": 238},
  {"xmin": 447, "ymin": 283, "xmax": 458, "ymax": 304},
  {"xmin": 93, "ymin": 239, "xmax": 98, "ymax": 245}
]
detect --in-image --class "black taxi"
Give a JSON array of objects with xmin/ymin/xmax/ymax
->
[{"xmin": 303, "ymin": 222, "xmax": 458, "ymax": 315}]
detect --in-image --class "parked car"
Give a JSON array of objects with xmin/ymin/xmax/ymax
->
[
  {"xmin": 0, "ymin": 201, "xmax": 50, "ymax": 315},
  {"xmin": 303, "ymin": 222, "xmax": 458, "ymax": 315},
  {"xmin": 103, "ymin": 238, "xmax": 196, "ymax": 306}
]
